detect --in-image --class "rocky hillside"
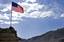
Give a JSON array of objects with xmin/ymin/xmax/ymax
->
[
  {"xmin": 0, "ymin": 27, "xmax": 19, "ymax": 42},
  {"xmin": 27, "ymin": 28, "xmax": 64, "ymax": 42}
]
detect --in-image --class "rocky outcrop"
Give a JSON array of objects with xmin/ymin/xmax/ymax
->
[{"xmin": 0, "ymin": 27, "xmax": 19, "ymax": 42}]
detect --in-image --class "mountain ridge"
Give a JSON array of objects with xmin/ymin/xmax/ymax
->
[
  {"xmin": 27, "ymin": 28, "xmax": 64, "ymax": 42},
  {"xmin": 20, "ymin": 28, "xmax": 64, "ymax": 42}
]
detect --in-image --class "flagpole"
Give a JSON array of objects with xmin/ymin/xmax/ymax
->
[
  {"xmin": 10, "ymin": 4, "xmax": 12, "ymax": 27},
  {"xmin": 9, "ymin": 2, "xmax": 24, "ymax": 27}
]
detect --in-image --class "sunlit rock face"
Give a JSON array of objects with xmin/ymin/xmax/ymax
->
[{"xmin": 0, "ymin": 27, "xmax": 19, "ymax": 42}]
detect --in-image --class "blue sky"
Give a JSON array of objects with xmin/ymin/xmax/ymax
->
[{"xmin": 0, "ymin": 0, "xmax": 64, "ymax": 39}]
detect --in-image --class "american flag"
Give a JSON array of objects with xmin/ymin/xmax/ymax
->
[{"xmin": 12, "ymin": 2, "xmax": 24, "ymax": 13}]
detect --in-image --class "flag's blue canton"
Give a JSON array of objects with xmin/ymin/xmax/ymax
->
[{"xmin": 12, "ymin": 2, "xmax": 18, "ymax": 7}]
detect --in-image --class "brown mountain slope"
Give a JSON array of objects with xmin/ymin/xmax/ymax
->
[{"xmin": 27, "ymin": 28, "xmax": 64, "ymax": 42}]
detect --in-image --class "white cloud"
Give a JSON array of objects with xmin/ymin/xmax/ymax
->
[
  {"xmin": 19, "ymin": 2, "xmax": 44, "ymax": 13},
  {"xmin": 60, "ymin": 14, "xmax": 64, "ymax": 17},
  {"xmin": 40, "ymin": 11, "xmax": 53, "ymax": 18},
  {"xmin": 3, "ymin": 21, "xmax": 19, "ymax": 24},
  {"xmin": 12, "ymin": 17, "xmax": 23, "ymax": 21},
  {"xmin": 1, "ymin": 8, "xmax": 8, "ymax": 12},
  {"xmin": 0, "ymin": 14, "xmax": 9, "ymax": 20},
  {"xmin": 12, "ymin": 11, "xmax": 24, "ymax": 21},
  {"xmin": 12, "ymin": 11, "xmax": 23, "ymax": 17},
  {"xmin": 24, "ymin": 0, "xmax": 36, "ymax": 3},
  {"xmin": 18, "ymin": 2, "xmax": 53, "ymax": 19},
  {"xmin": 4, "ymin": 14, "xmax": 9, "ymax": 19},
  {"xmin": 1, "ymin": 4, "xmax": 11, "ymax": 12},
  {"xmin": 0, "ymin": 20, "xmax": 4, "ymax": 22},
  {"xmin": 22, "ymin": 10, "xmax": 53, "ymax": 18},
  {"xmin": 23, "ymin": 11, "xmax": 40, "ymax": 18},
  {"xmin": 29, "ymin": 11, "xmax": 41, "ymax": 18},
  {"xmin": 26, "ymin": 3, "xmax": 44, "ymax": 12}
]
